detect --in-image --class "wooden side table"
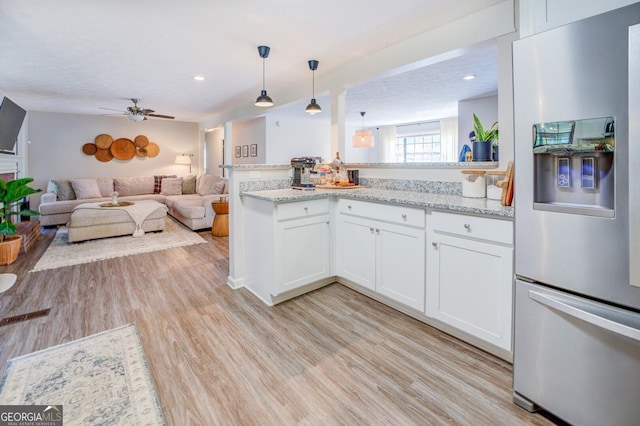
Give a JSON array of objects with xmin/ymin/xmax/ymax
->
[{"xmin": 211, "ymin": 201, "xmax": 229, "ymax": 237}]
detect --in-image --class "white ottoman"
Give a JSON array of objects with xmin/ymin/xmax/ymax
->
[{"xmin": 67, "ymin": 200, "xmax": 168, "ymax": 243}]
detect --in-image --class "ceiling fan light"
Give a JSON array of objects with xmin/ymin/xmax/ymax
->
[
  {"xmin": 255, "ymin": 90, "xmax": 274, "ymax": 107},
  {"xmin": 305, "ymin": 99, "xmax": 322, "ymax": 115},
  {"xmin": 128, "ymin": 114, "xmax": 145, "ymax": 122}
]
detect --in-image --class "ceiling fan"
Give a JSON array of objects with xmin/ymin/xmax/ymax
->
[{"xmin": 100, "ymin": 98, "xmax": 175, "ymax": 122}]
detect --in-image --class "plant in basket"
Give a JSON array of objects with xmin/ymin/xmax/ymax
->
[{"xmin": 0, "ymin": 178, "xmax": 42, "ymax": 265}]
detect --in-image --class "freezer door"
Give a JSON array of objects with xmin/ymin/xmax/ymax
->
[
  {"xmin": 513, "ymin": 280, "xmax": 640, "ymax": 425},
  {"xmin": 630, "ymin": 22, "xmax": 640, "ymax": 289},
  {"xmin": 513, "ymin": 3, "xmax": 640, "ymax": 310}
]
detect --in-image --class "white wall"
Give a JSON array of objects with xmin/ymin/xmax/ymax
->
[
  {"xmin": 231, "ymin": 117, "xmax": 266, "ymax": 164},
  {"xmin": 27, "ymin": 111, "xmax": 199, "ymax": 206},
  {"xmin": 264, "ymin": 112, "xmax": 331, "ymax": 163}
]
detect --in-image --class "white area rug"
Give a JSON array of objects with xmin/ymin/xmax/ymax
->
[
  {"xmin": 31, "ymin": 217, "xmax": 206, "ymax": 272},
  {"xmin": 0, "ymin": 324, "xmax": 165, "ymax": 425}
]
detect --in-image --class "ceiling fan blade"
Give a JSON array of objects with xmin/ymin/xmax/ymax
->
[
  {"xmin": 99, "ymin": 107, "xmax": 126, "ymax": 112},
  {"xmin": 146, "ymin": 113, "xmax": 175, "ymax": 119},
  {"xmin": 141, "ymin": 109, "xmax": 155, "ymax": 114}
]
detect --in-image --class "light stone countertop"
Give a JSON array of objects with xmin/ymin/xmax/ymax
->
[{"xmin": 241, "ymin": 187, "xmax": 514, "ymax": 218}]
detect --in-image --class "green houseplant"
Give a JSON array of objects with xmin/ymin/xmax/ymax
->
[
  {"xmin": 472, "ymin": 113, "xmax": 499, "ymax": 161},
  {"xmin": 472, "ymin": 113, "xmax": 499, "ymax": 143},
  {"xmin": 0, "ymin": 177, "xmax": 41, "ymax": 265}
]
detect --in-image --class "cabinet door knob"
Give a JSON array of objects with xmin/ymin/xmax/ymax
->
[
  {"xmin": 304, "ymin": 207, "xmax": 309, "ymax": 213},
  {"xmin": 401, "ymin": 214, "xmax": 407, "ymax": 220},
  {"xmin": 432, "ymin": 241, "xmax": 438, "ymax": 247},
  {"xmin": 376, "ymin": 228, "xmax": 380, "ymax": 234},
  {"xmin": 348, "ymin": 205, "xmax": 352, "ymax": 210},
  {"xmin": 369, "ymin": 227, "xmax": 375, "ymax": 232},
  {"xmin": 464, "ymin": 223, "xmax": 470, "ymax": 230}
]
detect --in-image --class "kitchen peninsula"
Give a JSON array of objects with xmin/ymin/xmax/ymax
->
[{"xmin": 230, "ymin": 163, "xmax": 514, "ymax": 361}]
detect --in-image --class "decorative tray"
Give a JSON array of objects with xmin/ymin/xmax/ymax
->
[
  {"xmin": 99, "ymin": 201, "xmax": 135, "ymax": 207},
  {"xmin": 315, "ymin": 184, "xmax": 368, "ymax": 189}
]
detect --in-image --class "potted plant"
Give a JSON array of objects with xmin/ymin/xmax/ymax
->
[
  {"xmin": 472, "ymin": 113, "xmax": 499, "ymax": 161},
  {"xmin": 0, "ymin": 177, "xmax": 41, "ymax": 265}
]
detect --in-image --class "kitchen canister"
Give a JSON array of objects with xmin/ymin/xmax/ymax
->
[
  {"xmin": 486, "ymin": 171, "xmax": 507, "ymax": 200},
  {"xmin": 461, "ymin": 170, "xmax": 486, "ymax": 198}
]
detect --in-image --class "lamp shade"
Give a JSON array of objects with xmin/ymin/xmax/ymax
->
[
  {"xmin": 352, "ymin": 129, "xmax": 374, "ymax": 148},
  {"xmin": 305, "ymin": 99, "xmax": 321, "ymax": 114},
  {"xmin": 174, "ymin": 154, "xmax": 192, "ymax": 165},
  {"xmin": 254, "ymin": 90, "xmax": 274, "ymax": 107}
]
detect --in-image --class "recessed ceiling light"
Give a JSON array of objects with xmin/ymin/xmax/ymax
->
[
  {"xmin": 193, "ymin": 75, "xmax": 205, "ymax": 81},
  {"xmin": 463, "ymin": 74, "xmax": 477, "ymax": 80}
]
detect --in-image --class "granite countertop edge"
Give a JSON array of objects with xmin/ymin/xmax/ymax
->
[{"xmin": 241, "ymin": 188, "xmax": 514, "ymax": 218}]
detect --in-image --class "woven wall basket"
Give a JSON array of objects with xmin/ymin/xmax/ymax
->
[
  {"xmin": 95, "ymin": 134, "xmax": 113, "ymax": 149},
  {"xmin": 110, "ymin": 138, "xmax": 136, "ymax": 160}
]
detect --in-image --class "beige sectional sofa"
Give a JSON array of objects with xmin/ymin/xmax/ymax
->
[{"xmin": 38, "ymin": 175, "xmax": 228, "ymax": 230}]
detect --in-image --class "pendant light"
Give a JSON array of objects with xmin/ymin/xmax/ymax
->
[
  {"xmin": 305, "ymin": 60, "xmax": 321, "ymax": 115},
  {"xmin": 254, "ymin": 45, "xmax": 274, "ymax": 107},
  {"xmin": 352, "ymin": 111, "xmax": 374, "ymax": 148}
]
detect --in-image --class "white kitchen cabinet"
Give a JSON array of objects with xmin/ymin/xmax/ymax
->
[
  {"xmin": 244, "ymin": 196, "xmax": 331, "ymax": 304},
  {"xmin": 426, "ymin": 211, "xmax": 513, "ymax": 351},
  {"xmin": 276, "ymin": 213, "xmax": 331, "ymax": 294},
  {"xmin": 337, "ymin": 199, "xmax": 425, "ymax": 311}
]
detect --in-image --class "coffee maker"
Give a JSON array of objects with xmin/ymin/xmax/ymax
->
[{"xmin": 291, "ymin": 157, "xmax": 316, "ymax": 190}]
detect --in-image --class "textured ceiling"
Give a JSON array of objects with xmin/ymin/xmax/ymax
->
[{"xmin": 0, "ymin": 0, "xmax": 501, "ymax": 124}]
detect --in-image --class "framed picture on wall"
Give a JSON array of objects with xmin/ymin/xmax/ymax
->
[
  {"xmin": 242, "ymin": 145, "xmax": 249, "ymax": 157},
  {"xmin": 250, "ymin": 144, "xmax": 257, "ymax": 157},
  {"xmin": 235, "ymin": 146, "xmax": 241, "ymax": 158}
]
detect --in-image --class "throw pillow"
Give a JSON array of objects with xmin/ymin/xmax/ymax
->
[
  {"xmin": 153, "ymin": 175, "xmax": 176, "ymax": 194},
  {"xmin": 213, "ymin": 181, "xmax": 225, "ymax": 194},
  {"xmin": 71, "ymin": 179, "xmax": 102, "ymax": 199},
  {"xmin": 196, "ymin": 175, "xmax": 221, "ymax": 196},
  {"xmin": 160, "ymin": 177, "xmax": 183, "ymax": 196},
  {"xmin": 182, "ymin": 175, "xmax": 196, "ymax": 194},
  {"xmin": 48, "ymin": 179, "xmax": 76, "ymax": 201},
  {"xmin": 223, "ymin": 179, "xmax": 229, "ymax": 194},
  {"xmin": 96, "ymin": 177, "xmax": 115, "ymax": 197}
]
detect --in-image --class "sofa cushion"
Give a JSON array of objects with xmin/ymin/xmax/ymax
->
[
  {"xmin": 196, "ymin": 175, "xmax": 222, "ymax": 196},
  {"xmin": 168, "ymin": 197, "xmax": 206, "ymax": 219},
  {"xmin": 114, "ymin": 176, "xmax": 154, "ymax": 196},
  {"xmin": 161, "ymin": 177, "xmax": 183, "ymax": 196},
  {"xmin": 182, "ymin": 175, "xmax": 196, "ymax": 194},
  {"xmin": 71, "ymin": 179, "xmax": 102, "ymax": 199},
  {"xmin": 96, "ymin": 177, "xmax": 115, "ymax": 197},
  {"xmin": 47, "ymin": 179, "xmax": 76, "ymax": 201}
]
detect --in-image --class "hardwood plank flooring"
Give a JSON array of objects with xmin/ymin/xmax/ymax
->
[{"xmin": 0, "ymin": 227, "xmax": 560, "ymax": 425}]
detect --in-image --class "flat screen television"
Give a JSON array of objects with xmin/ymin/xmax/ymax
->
[{"xmin": 0, "ymin": 96, "xmax": 27, "ymax": 155}]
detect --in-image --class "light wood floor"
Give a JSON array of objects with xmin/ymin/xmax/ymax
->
[{"xmin": 0, "ymin": 227, "xmax": 560, "ymax": 425}]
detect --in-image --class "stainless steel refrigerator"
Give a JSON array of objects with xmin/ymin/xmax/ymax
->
[{"xmin": 513, "ymin": 4, "xmax": 640, "ymax": 425}]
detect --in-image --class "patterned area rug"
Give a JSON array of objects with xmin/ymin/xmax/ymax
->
[
  {"xmin": 0, "ymin": 324, "xmax": 165, "ymax": 425},
  {"xmin": 31, "ymin": 217, "xmax": 206, "ymax": 272}
]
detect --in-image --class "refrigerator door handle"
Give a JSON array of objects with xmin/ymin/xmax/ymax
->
[{"xmin": 529, "ymin": 290, "xmax": 640, "ymax": 342}]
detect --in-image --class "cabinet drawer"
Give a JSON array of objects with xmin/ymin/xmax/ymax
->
[
  {"xmin": 338, "ymin": 199, "xmax": 425, "ymax": 228},
  {"xmin": 430, "ymin": 211, "xmax": 513, "ymax": 245},
  {"xmin": 277, "ymin": 198, "xmax": 330, "ymax": 221}
]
